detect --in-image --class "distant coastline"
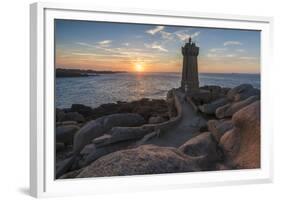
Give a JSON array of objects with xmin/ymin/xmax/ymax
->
[
  {"xmin": 56, "ymin": 68, "xmax": 127, "ymax": 78},
  {"xmin": 56, "ymin": 68, "xmax": 260, "ymax": 77}
]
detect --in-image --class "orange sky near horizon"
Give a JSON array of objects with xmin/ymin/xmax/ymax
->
[{"xmin": 56, "ymin": 51, "xmax": 260, "ymax": 74}]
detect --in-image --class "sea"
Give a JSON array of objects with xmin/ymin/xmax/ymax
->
[{"xmin": 56, "ymin": 72, "xmax": 260, "ymax": 109}]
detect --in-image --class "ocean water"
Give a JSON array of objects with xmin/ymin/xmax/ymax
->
[{"xmin": 56, "ymin": 72, "xmax": 260, "ymax": 109}]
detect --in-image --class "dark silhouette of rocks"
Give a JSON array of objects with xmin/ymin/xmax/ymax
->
[
  {"xmin": 227, "ymin": 84, "xmax": 258, "ymax": 101},
  {"xmin": 56, "ymin": 143, "xmax": 65, "ymax": 153},
  {"xmin": 215, "ymin": 95, "xmax": 259, "ymax": 119},
  {"xmin": 199, "ymin": 97, "xmax": 229, "ymax": 115},
  {"xmin": 59, "ymin": 112, "xmax": 85, "ymax": 123},
  {"xmin": 65, "ymin": 113, "xmax": 145, "ymax": 160},
  {"xmin": 57, "ymin": 98, "xmax": 169, "ymax": 122},
  {"xmin": 56, "ymin": 125, "xmax": 80, "ymax": 146},
  {"xmin": 56, "ymin": 68, "xmax": 127, "ymax": 77},
  {"xmin": 70, "ymin": 104, "xmax": 93, "ymax": 118}
]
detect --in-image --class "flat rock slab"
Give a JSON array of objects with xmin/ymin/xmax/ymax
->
[{"xmin": 144, "ymin": 91, "xmax": 206, "ymax": 147}]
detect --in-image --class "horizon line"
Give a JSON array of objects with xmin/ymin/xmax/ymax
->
[{"xmin": 56, "ymin": 67, "xmax": 260, "ymax": 75}]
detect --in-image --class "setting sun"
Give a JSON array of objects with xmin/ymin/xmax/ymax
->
[{"xmin": 135, "ymin": 63, "xmax": 144, "ymax": 72}]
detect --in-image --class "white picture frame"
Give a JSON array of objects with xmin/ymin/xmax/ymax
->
[{"xmin": 30, "ymin": 2, "xmax": 274, "ymax": 198}]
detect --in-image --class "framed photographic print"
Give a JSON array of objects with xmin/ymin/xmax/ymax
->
[{"xmin": 30, "ymin": 2, "xmax": 273, "ymax": 198}]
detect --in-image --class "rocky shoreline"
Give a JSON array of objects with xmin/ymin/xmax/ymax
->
[{"xmin": 56, "ymin": 83, "xmax": 260, "ymax": 179}]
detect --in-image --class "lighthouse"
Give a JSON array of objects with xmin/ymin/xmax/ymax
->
[{"xmin": 181, "ymin": 37, "xmax": 199, "ymax": 92}]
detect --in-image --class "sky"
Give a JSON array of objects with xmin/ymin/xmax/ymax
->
[{"xmin": 55, "ymin": 19, "xmax": 260, "ymax": 74}]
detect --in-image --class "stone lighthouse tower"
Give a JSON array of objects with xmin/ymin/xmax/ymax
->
[{"xmin": 181, "ymin": 37, "xmax": 199, "ymax": 91}]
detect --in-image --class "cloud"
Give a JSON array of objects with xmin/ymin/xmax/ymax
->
[
  {"xmin": 146, "ymin": 26, "xmax": 165, "ymax": 35},
  {"xmin": 72, "ymin": 52, "xmax": 106, "ymax": 57},
  {"xmin": 239, "ymin": 56, "xmax": 257, "ymax": 60},
  {"xmin": 175, "ymin": 31, "xmax": 200, "ymax": 41},
  {"xmin": 122, "ymin": 43, "xmax": 130, "ymax": 46},
  {"xmin": 144, "ymin": 42, "xmax": 168, "ymax": 52},
  {"xmin": 207, "ymin": 53, "xmax": 225, "ymax": 58},
  {"xmin": 236, "ymin": 49, "xmax": 245, "ymax": 52},
  {"xmin": 209, "ymin": 48, "xmax": 227, "ymax": 53},
  {"xmin": 191, "ymin": 31, "xmax": 200, "ymax": 38},
  {"xmin": 176, "ymin": 33, "xmax": 188, "ymax": 41},
  {"xmin": 225, "ymin": 54, "xmax": 236, "ymax": 58},
  {"xmin": 72, "ymin": 51, "xmax": 142, "ymax": 59},
  {"xmin": 97, "ymin": 40, "xmax": 112, "ymax": 46},
  {"xmin": 146, "ymin": 27, "xmax": 200, "ymax": 44},
  {"xmin": 223, "ymin": 41, "xmax": 242, "ymax": 46},
  {"xmin": 207, "ymin": 53, "xmax": 237, "ymax": 59},
  {"xmin": 75, "ymin": 42, "xmax": 95, "ymax": 48},
  {"xmin": 72, "ymin": 44, "xmax": 158, "ymax": 62},
  {"xmin": 76, "ymin": 40, "xmax": 112, "ymax": 48},
  {"xmin": 160, "ymin": 31, "xmax": 173, "ymax": 40},
  {"xmin": 175, "ymin": 31, "xmax": 189, "ymax": 41}
]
